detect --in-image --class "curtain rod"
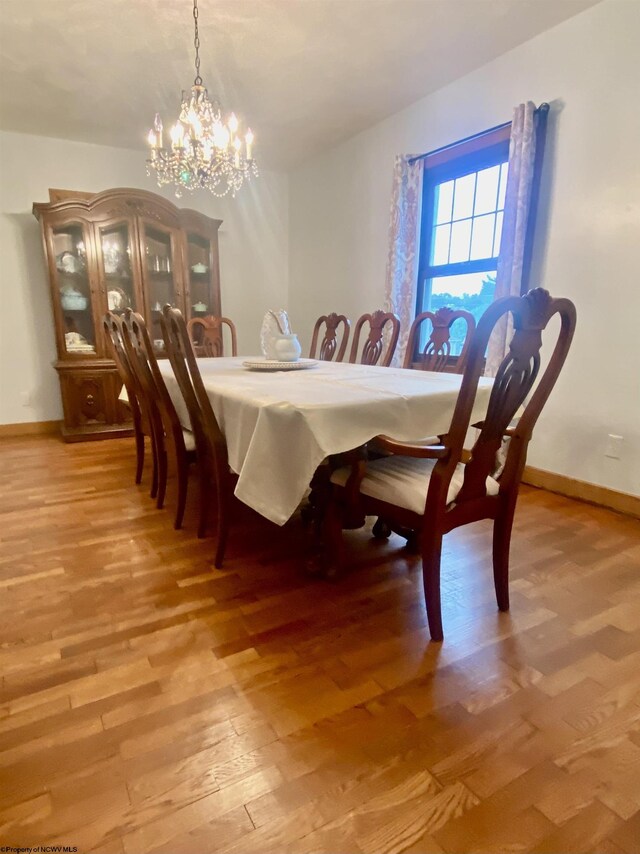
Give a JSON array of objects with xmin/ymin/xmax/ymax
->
[{"xmin": 407, "ymin": 103, "xmax": 550, "ymax": 165}]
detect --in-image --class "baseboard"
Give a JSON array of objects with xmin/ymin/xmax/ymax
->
[
  {"xmin": 0, "ymin": 420, "xmax": 60, "ymax": 438},
  {"xmin": 523, "ymin": 465, "xmax": 640, "ymax": 519}
]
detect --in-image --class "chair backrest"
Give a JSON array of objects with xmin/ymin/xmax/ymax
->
[
  {"xmin": 432, "ymin": 288, "xmax": 576, "ymax": 511},
  {"xmin": 161, "ymin": 306, "xmax": 228, "ymax": 476},
  {"xmin": 121, "ymin": 309, "xmax": 184, "ymax": 447},
  {"xmin": 349, "ymin": 310, "xmax": 400, "ymax": 367},
  {"xmin": 309, "ymin": 313, "xmax": 350, "ymax": 362},
  {"xmin": 103, "ymin": 311, "xmax": 145, "ymax": 430},
  {"xmin": 187, "ymin": 315, "xmax": 237, "ymax": 358},
  {"xmin": 404, "ymin": 307, "xmax": 475, "ymax": 373},
  {"xmin": 103, "ymin": 311, "xmax": 137, "ymax": 402}
]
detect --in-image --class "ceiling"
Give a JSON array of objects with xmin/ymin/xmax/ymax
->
[{"xmin": 0, "ymin": 0, "xmax": 599, "ymax": 169}]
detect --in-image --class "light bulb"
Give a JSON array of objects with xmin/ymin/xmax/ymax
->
[
  {"xmin": 228, "ymin": 113, "xmax": 239, "ymax": 134},
  {"xmin": 170, "ymin": 124, "xmax": 184, "ymax": 147},
  {"xmin": 214, "ymin": 125, "xmax": 230, "ymax": 150},
  {"xmin": 147, "ymin": 130, "xmax": 157, "ymax": 147},
  {"xmin": 245, "ymin": 128, "xmax": 254, "ymax": 160}
]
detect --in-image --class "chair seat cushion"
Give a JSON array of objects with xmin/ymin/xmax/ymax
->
[
  {"xmin": 182, "ymin": 429, "xmax": 196, "ymax": 452},
  {"xmin": 330, "ymin": 455, "xmax": 499, "ymax": 515}
]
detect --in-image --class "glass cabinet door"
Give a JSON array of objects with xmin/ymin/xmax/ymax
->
[
  {"xmin": 140, "ymin": 222, "xmax": 181, "ymax": 348},
  {"xmin": 184, "ymin": 229, "xmax": 221, "ymax": 320},
  {"xmin": 186, "ymin": 233, "xmax": 213, "ymax": 318},
  {"xmin": 95, "ymin": 220, "xmax": 138, "ymax": 317},
  {"xmin": 51, "ymin": 223, "xmax": 96, "ymax": 356}
]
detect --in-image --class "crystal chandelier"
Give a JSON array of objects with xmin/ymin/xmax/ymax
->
[{"xmin": 146, "ymin": 0, "xmax": 257, "ymax": 198}]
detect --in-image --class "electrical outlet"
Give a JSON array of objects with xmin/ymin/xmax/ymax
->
[
  {"xmin": 605, "ymin": 434, "xmax": 623, "ymax": 459},
  {"xmin": 20, "ymin": 391, "xmax": 31, "ymax": 407}
]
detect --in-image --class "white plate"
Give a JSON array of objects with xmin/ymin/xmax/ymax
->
[{"xmin": 242, "ymin": 358, "xmax": 317, "ymax": 371}]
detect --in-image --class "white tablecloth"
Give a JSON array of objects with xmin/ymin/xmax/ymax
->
[{"xmin": 157, "ymin": 357, "xmax": 493, "ymax": 526}]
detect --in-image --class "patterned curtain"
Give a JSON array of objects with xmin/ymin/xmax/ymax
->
[
  {"xmin": 485, "ymin": 102, "xmax": 539, "ymax": 376},
  {"xmin": 383, "ymin": 155, "xmax": 424, "ymax": 367}
]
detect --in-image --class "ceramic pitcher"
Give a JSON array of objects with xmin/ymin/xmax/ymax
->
[{"xmin": 271, "ymin": 333, "xmax": 301, "ymax": 362}]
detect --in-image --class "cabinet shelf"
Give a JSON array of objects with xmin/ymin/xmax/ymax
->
[{"xmin": 57, "ymin": 270, "xmax": 88, "ymax": 280}]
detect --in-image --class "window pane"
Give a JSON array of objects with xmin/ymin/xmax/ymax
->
[
  {"xmin": 424, "ymin": 271, "xmax": 497, "ymax": 354},
  {"xmin": 470, "ymin": 213, "xmax": 496, "ymax": 260},
  {"xmin": 493, "ymin": 210, "xmax": 504, "ymax": 256},
  {"xmin": 430, "ymin": 271, "xmax": 497, "ymax": 302},
  {"xmin": 497, "ymin": 162, "xmax": 509, "ymax": 210},
  {"xmin": 431, "ymin": 223, "xmax": 451, "ymax": 265},
  {"xmin": 449, "ymin": 218, "xmax": 472, "ymax": 263},
  {"xmin": 474, "ymin": 165, "xmax": 500, "ymax": 215},
  {"xmin": 435, "ymin": 180, "xmax": 454, "ymax": 224},
  {"xmin": 452, "ymin": 173, "xmax": 475, "ymax": 220}
]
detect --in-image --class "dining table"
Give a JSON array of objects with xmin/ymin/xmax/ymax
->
[{"xmin": 156, "ymin": 357, "xmax": 494, "ymax": 526}]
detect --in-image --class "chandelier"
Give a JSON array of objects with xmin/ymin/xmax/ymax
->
[{"xmin": 146, "ymin": 0, "xmax": 257, "ymax": 198}]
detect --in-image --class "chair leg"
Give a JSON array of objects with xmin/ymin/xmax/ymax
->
[
  {"xmin": 323, "ymin": 493, "xmax": 345, "ymax": 579},
  {"xmin": 156, "ymin": 445, "xmax": 168, "ymax": 510},
  {"xmin": 492, "ymin": 508, "xmax": 515, "ymax": 612},
  {"xmin": 422, "ymin": 530, "xmax": 444, "ymax": 642},
  {"xmin": 197, "ymin": 469, "xmax": 210, "ymax": 539},
  {"xmin": 174, "ymin": 452, "xmax": 189, "ymax": 530},
  {"xmin": 134, "ymin": 425, "xmax": 145, "ymax": 485},
  {"xmin": 213, "ymin": 475, "xmax": 231, "ymax": 569},
  {"xmin": 149, "ymin": 433, "xmax": 159, "ymax": 500},
  {"xmin": 404, "ymin": 530, "xmax": 421, "ymax": 555}
]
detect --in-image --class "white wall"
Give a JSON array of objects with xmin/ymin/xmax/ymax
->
[
  {"xmin": 0, "ymin": 131, "xmax": 288, "ymax": 425},
  {"xmin": 289, "ymin": 0, "xmax": 640, "ymax": 497}
]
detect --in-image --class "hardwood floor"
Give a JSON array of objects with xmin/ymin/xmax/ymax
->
[{"xmin": 1, "ymin": 435, "xmax": 639, "ymax": 854}]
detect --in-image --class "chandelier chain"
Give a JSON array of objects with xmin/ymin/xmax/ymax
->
[{"xmin": 193, "ymin": 0, "xmax": 202, "ymax": 86}]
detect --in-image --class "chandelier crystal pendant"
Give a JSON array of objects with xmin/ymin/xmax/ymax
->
[{"xmin": 146, "ymin": 0, "xmax": 257, "ymax": 198}]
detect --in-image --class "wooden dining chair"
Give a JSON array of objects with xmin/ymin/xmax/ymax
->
[
  {"xmin": 326, "ymin": 288, "xmax": 577, "ymax": 641},
  {"xmin": 103, "ymin": 312, "xmax": 156, "ymax": 496},
  {"xmin": 187, "ymin": 315, "xmax": 238, "ymax": 358},
  {"xmin": 161, "ymin": 306, "xmax": 234, "ymax": 567},
  {"xmin": 309, "ymin": 313, "xmax": 350, "ymax": 362},
  {"xmin": 404, "ymin": 307, "xmax": 476, "ymax": 373},
  {"xmin": 121, "ymin": 309, "xmax": 196, "ymax": 529},
  {"xmin": 349, "ymin": 310, "xmax": 400, "ymax": 367}
]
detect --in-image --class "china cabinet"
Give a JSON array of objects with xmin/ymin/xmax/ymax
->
[{"xmin": 33, "ymin": 187, "xmax": 222, "ymax": 441}]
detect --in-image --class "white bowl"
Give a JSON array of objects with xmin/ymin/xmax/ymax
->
[{"xmin": 61, "ymin": 293, "xmax": 88, "ymax": 311}]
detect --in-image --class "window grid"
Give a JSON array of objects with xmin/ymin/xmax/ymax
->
[{"xmin": 430, "ymin": 162, "xmax": 508, "ymax": 269}]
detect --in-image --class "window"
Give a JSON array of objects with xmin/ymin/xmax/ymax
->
[{"xmin": 415, "ymin": 128, "xmax": 510, "ymax": 361}]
